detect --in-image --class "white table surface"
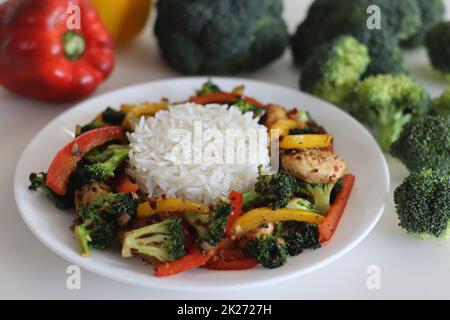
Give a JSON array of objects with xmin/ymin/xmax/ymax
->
[{"xmin": 1, "ymin": 0, "xmax": 450, "ymax": 300}]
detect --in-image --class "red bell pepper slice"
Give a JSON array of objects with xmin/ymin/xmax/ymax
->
[
  {"xmin": 189, "ymin": 92, "xmax": 265, "ymax": 107},
  {"xmin": 225, "ymin": 191, "xmax": 243, "ymax": 237},
  {"xmin": 204, "ymin": 257, "xmax": 259, "ymax": 270},
  {"xmin": 116, "ymin": 172, "xmax": 139, "ymax": 194},
  {"xmin": 319, "ymin": 174, "xmax": 356, "ymax": 243},
  {"xmin": 46, "ymin": 126, "xmax": 124, "ymax": 195}
]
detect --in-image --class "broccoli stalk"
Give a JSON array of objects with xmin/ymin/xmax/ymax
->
[
  {"xmin": 243, "ymin": 169, "xmax": 298, "ymax": 210},
  {"xmin": 298, "ymin": 182, "xmax": 335, "ymax": 214},
  {"xmin": 286, "ymin": 198, "xmax": 319, "ymax": 213},
  {"xmin": 122, "ymin": 217, "xmax": 185, "ymax": 262},
  {"xmin": 394, "ymin": 169, "xmax": 450, "ymax": 239},
  {"xmin": 76, "ymin": 193, "xmax": 138, "ymax": 256},
  {"xmin": 79, "ymin": 145, "xmax": 130, "ymax": 183},
  {"xmin": 245, "ymin": 234, "xmax": 288, "ymax": 269}
]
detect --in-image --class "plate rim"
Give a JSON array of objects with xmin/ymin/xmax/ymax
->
[{"xmin": 14, "ymin": 76, "xmax": 390, "ymax": 292}]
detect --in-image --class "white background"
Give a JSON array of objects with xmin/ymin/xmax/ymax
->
[{"xmin": 1, "ymin": 0, "xmax": 450, "ymax": 299}]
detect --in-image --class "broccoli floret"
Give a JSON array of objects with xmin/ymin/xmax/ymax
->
[
  {"xmin": 233, "ymin": 100, "xmax": 265, "ymax": 118},
  {"xmin": 300, "ymin": 36, "xmax": 370, "ymax": 107},
  {"xmin": 286, "ymin": 198, "xmax": 319, "ymax": 213},
  {"xmin": 78, "ymin": 145, "xmax": 130, "ymax": 183},
  {"xmin": 245, "ymin": 234, "xmax": 287, "ymax": 269},
  {"xmin": 243, "ymin": 169, "xmax": 298, "ymax": 210},
  {"xmin": 351, "ymin": 74, "xmax": 431, "ymax": 152},
  {"xmin": 402, "ymin": 0, "xmax": 445, "ymax": 48},
  {"xmin": 426, "ymin": 22, "xmax": 450, "ymax": 79},
  {"xmin": 101, "ymin": 107, "xmax": 126, "ymax": 126},
  {"xmin": 197, "ymin": 80, "xmax": 221, "ymax": 96},
  {"xmin": 122, "ymin": 217, "xmax": 186, "ymax": 262},
  {"xmin": 76, "ymin": 193, "xmax": 138, "ymax": 255},
  {"xmin": 391, "ymin": 116, "xmax": 450, "ymax": 172},
  {"xmin": 279, "ymin": 221, "xmax": 320, "ymax": 256},
  {"xmin": 29, "ymin": 172, "xmax": 73, "ymax": 209},
  {"xmin": 394, "ymin": 169, "xmax": 450, "ymax": 239},
  {"xmin": 431, "ymin": 88, "xmax": 450, "ymax": 117},
  {"xmin": 184, "ymin": 201, "xmax": 232, "ymax": 252},
  {"xmin": 154, "ymin": 0, "xmax": 289, "ymax": 74},
  {"xmin": 297, "ymin": 182, "xmax": 336, "ymax": 214}
]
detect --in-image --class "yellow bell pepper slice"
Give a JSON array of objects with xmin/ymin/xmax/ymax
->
[
  {"xmin": 137, "ymin": 198, "xmax": 210, "ymax": 218},
  {"xmin": 270, "ymin": 119, "xmax": 298, "ymax": 137},
  {"xmin": 122, "ymin": 102, "xmax": 169, "ymax": 129},
  {"xmin": 279, "ymin": 134, "xmax": 333, "ymax": 149},
  {"xmin": 232, "ymin": 208, "xmax": 324, "ymax": 236}
]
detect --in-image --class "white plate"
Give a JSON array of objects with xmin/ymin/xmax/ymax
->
[{"xmin": 14, "ymin": 77, "xmax": 390, "ymax": 292}]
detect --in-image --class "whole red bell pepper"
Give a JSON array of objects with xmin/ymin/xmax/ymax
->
[{"xmin": 0, "ymin": 0, "xmax": 115, "ymax": 102}]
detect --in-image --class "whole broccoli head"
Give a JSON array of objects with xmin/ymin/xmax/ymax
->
[
  {"xmin": 245, "ymin": 234, "xmax": 288, "ymax": 269},
  {"xmin": 121, "ymin": 217, "xmax": 186, "ymax": 262},
  {"xmin": 300, "ymin": 36, "xmax": 370, "ymax": 107},
  {"xmin": 394, "ymin": 169, "xmax": 450, "ymax": 239},
  {"xmin": 279, "ymin": 221, "xmax": 320, "ymax": 256},
  {"xmin": 243, "ymin": 169, "xmax": 298, "ymax": 210},
  {"xmin": 75, "ymin": 193, "xmax": 139, "ymax": 256},
  {"xmin": 426, "ymin": 21, "xmax": 450, "ymax": 79},
  {"xmin": 391, "ymin": 116, "xmax": 450, "ymax": 172},
  {"xmin": 402, "ymin": 0, "xmax": 445, "ymax": 48},
  {"xmin": 352, "ymin": 74, "xmax": 431, "ymax": 152},
  {"xmin": 154, "ymin": 0, "xmax": 289, "ymax": 74},
  {"xmin": 431, "ymin": 88, "xmax": 450, "ymax": 117}
]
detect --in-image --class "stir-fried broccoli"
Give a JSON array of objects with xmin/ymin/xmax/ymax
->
[
  {"xmin": 279, "ymin": 221, "xmax": 320, "ymax": 256},
  {"xmin": 402, "ymin": 0, "xmax": 445, "ymax": 48},
  {"xmin": 76, "ymin": 107, "xmax": 126, "ymax": 135},
  {"xmin": 394, "ymin": 169, "xmax": 450, "ymax": 239},
  {"xmin": 197, "ymin": 80, "xmax": 221, "ymax": 96},
  {"xmin": 297, "ymin": 182, "xmax": 336, "ymax": 214},
  {"xmin": 300, "ymin": 36, "xmax": 370, "ymax": 108},
  {"xmin": 185, "ymin": 201, "xmax": 232, "ymax": 252},
  {"xmin": 391, "ymin": 116, "xmax": 450, "ymax": 172},
  {"xmin": 243, "ymin": 169, "xmax": 298, "ymax": 210},
  {"xmin": 426, "ymin": 22, "xmax": 450, "ymax": 80},
  {"xmin": 286, "ymin": 198, "xmax": 319, "ymax": 213},
  {"xmin": 75, "ymin": 193, "xmax": 138, "ymax": 256},
  {"xmin": 76, "ymin": 145, "xmax": 130, "ymax": 184},
  {"xmin": 29, "ymin": 172, "xmax": 74, "ymax": 209},
  {"xmin": 234, "ymin": 100, "xmax": 265, "ymax": 118},
  {"xmin": 431, "ymin": 88, "xmax": 450, "ymax": 117},
  {"xmin": 154, "ymin": 0, "xmax": 289, "ymax": 74},
  {"xmin": 121, "ymin": 217, "xmax": 186, "ymax": 262},
  {"xmin": 351, "ymin": 74, "xmax": 431, "ymax": 152},
  {"xmin": 245, "ymin": 234, "xmax": 288, "ymax": 269}
]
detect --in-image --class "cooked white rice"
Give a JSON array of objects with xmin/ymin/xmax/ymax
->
[{"xmin": 127, "ymin": 103, "xmax": 270, "ymax": 204}]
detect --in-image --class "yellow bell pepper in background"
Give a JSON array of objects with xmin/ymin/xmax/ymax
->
[
  {"xmin": 91, "ymin": 0, "xmax": 152, "ymax": 43},
  {"xmin": 137, "ymin": 198, "xmax": 211, "ymax": 218},
  {"xmin": 232, "ymin": 208, "xmax": 325, "ymax": 236},
  {"xmin": 279, "ymin": 134, "xmax": 333, "ymax": 149}
]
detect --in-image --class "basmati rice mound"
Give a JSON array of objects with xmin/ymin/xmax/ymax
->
[{"xmin": 127, "ymin": 103, "xmax": 270, "ymax": 204}]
